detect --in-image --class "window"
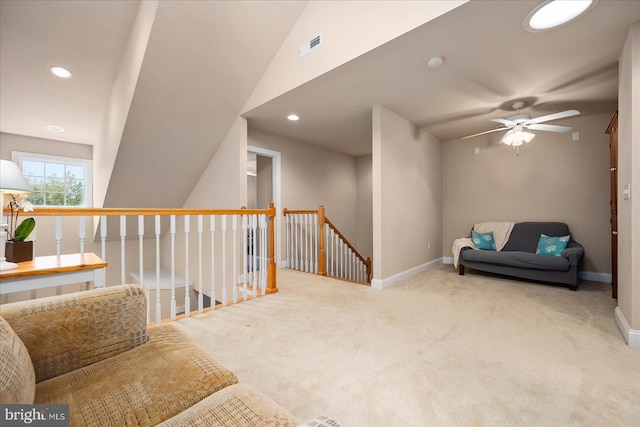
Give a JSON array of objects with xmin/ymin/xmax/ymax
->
[{"xmin": 11, "ymin": 152, "xmax": 92, "ymax": 207}]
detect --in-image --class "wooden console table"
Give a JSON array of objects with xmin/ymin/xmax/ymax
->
[{"xmin": 0, "ymin": 253, "xmax": 107, "ymax": 296}]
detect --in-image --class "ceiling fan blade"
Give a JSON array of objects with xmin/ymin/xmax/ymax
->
[
  {"xmin": 526, "ymin": 124, "xmax": 572, "ymax": 133},
  {"xmin": 462, "ymin": 127, "xmax": 510, "ymax": 140},
  {"xmin": 526, "ymin": 109, "xmax": 580, "ymax": 124},
  {"xmin": 490, "ymin": 118, "xmax": 515, "ymax": 126}
]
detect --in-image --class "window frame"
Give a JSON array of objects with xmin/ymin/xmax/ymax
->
[{"xmin": 11, "ymin": 151, "xmax": 93, "ymax": 208}]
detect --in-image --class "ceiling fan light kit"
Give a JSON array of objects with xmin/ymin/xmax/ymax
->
[{"xmin": 462, "ymin": 101, "xmax": 580, "ymax": 155}]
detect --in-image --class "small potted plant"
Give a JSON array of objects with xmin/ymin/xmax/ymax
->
[{"xmin": 5, "ymin": 195, "xmax": 35, "ymax": 263}]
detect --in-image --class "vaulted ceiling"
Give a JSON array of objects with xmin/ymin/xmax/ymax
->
[{"xmin": 2, "ymin": 1, "xmax": 639, "ymax": 208}]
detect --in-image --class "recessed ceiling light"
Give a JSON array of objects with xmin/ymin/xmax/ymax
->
[
  {"xmin": 427, "ymin": 56, "xmax": 444, "ymax": 68},
  {"xmin": 524, "ymin": 0, "xmax": 596, "ymax": 33},
  {"xmin": 49, "ymin": 66, "xmax": 73, "ymax": 78},
  {"xmin": 46, "ymin": 125, "xmax": 65, "ymax": 133},
  {"xmin": 287, "ymin": 114, "xmax": 300, "ymax": 121}
]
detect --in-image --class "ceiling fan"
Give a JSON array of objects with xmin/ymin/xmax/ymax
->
[{"xmin": 462, "ymin": 101, "xmax": 580, "ymax": 152}]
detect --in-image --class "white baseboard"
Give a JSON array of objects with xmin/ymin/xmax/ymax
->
[
  {"xmin": 371, "ymin": 258, "xmax": 443, "ymax": 290},
  {"xmin": 277, "ymin": 260, "xmax": 288, "ymax": 269},
  {"xmin": 443, "ymin": 257, "xmax": 453, "ymax": 265},
  {"xmin": 615, "ymin": 306, "xmax": 640, "ymax": 348}
]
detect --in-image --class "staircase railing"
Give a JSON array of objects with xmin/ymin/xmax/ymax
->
[
  {"xmin": 283, "ymin": 205, "xmax": 371, "ymax": 284},
  {"xmin": 1, "ymin": 204, "xmax": 278, "ymax": 323}
]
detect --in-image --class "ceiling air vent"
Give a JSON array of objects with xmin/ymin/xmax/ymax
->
[{"xmin": 299, "ymin": 33, "xmax": 322, "ymax": 57}]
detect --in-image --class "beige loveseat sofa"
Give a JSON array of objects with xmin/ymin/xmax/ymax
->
[{"xmin": 0, "ymin": 284, "xmax": 300, "ymax": 426}]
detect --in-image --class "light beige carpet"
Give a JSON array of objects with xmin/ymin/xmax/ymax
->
[{"xmin": 175, "ymin": 265, "xmax": 640, "ymax": 426}]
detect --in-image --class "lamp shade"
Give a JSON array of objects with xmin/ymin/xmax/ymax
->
[{"xmin": 0, "ymin": 159, "xmax": 34, "ymax": 194}]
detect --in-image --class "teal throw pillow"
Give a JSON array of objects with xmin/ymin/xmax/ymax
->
[
  {"xmin": 536, "ymin": 234, "xmax": 570, "ymax": 256},
  {"xmin": 472, "ymin": 230, "xmax": 496, "ymax": 251}
]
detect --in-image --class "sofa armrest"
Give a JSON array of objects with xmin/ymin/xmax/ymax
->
[
  {"xmin": 0, "ymin": 284, "xmax": 147, "ymax": 383},
  {"xmin": 563, "ymin": 241, "xmax": 585, "ymax": 267}
]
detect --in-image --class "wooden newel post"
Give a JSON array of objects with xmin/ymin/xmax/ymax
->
[
  {"xmin": 317, "ymin": 204, "xmax": 327, "ymax": 276},
  {"xmin": 365, "ymin": 257, "xmax": 372, "ymax": 283},
  {"xmin": 266, "ymin": 202, "xmax": 278, "ymax": 294}
]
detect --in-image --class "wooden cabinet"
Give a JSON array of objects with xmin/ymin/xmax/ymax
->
[{"xmin": 606, "ymin": 111, "xmax": 618, "ymax": 299}]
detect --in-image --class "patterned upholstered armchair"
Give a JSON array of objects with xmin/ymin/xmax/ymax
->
[{"xmin": 0, "ymin": 285, "xmax": 300, "ymax": 426}]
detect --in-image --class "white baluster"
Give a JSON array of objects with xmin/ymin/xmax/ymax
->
[
  {"xmin": 100, "ymin": 215, "xmax": 107, "ymax": 260},
  {"xmin": 55, "ymin": 216, "xmax": 62, "ymax": 256},
  {"xmin": 293, "ymin": 214, "xmax": 298, "ymax": 270},
  {"xmin": 232, "ymin": 215, "xmax": 238, "ymax": 304},
  {"xmin": 155, "ymin": 215, "xmax": 161, "ymax": 324},
  {"xmin": 261, "ymin": 214, "xmax": 267, "ymax": 294},
  {"xmin": 170, "ymin": 215, "xmax": 176, "ymax": 320},
  {"xmin": 78, "ymin": 216, "xmax": 85, "ymax": 255},
  {"xmin": 242, "ymin": 214, "xmax": 248, "ymax": 300},
  {"xmin": 138, "ymin": 215, "xmax": 144, "ymax": 291},
  {"xmin": 329, "ymin": 229, "xmax": 334, "ymax": 276},
  {"xmin": 198, "ymin": 215, "xmax": 203, "ymax": 313},
  {"xmin": 304, "ymin": 214, "xmax": 311, "ymax": 273},
  {"xmin": 285, "ymin": 213, "xmax": 291, "ymax": 268},
  {"xmin": 120, "ymin": 215, "xmax": 126, "ymax": 285},
  {"xmin": 313, "ymin": 214, "xmax": 318, "ymax": 274},
  {"xmin": 138, "ymin": 215, "xmax": 146, "ymax": 319},
  {"xmin": 340, "ymin": 240, "xmax": 345, "ymax": 279},
  {"xmin": 184, "ymin": 215, "xmax": 190, "ymax": 317},
  {"xmin": 252, "ymin": 215, "xmax": 258, "ymax": 294},
  {"xmin": 210, "ymin": 215, "xmax": 216, "ymax": 311},
  {"xmin": 221, "ymin": 215, "xmax": 227, "ymax": 306}
]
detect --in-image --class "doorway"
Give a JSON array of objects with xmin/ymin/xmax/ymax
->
[{"xmin": 247, "ymin": 146, "xmax": 282, "ymax": 267}]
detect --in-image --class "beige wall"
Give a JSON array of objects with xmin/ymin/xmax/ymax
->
[
  {"xmin": 616, "ymin": 22, "xmax": 640, "ymax": 339},
  {"xmin": 356, "ymin": 155, "xmax": 373, "ymax": 260},
  {"xmin": 242, "ymin": 0, "xmax": 467, "ymax": 113},
  {"xmin": 372, "ymin": 106, "xmax": 443, "ymax": 284},
  {"xmin": 247, "ymin": 127, "xmax": 361, "ymax": 264},
  {"xmin": 1, "ymin": 132, "xmax": 92, "ymax": 160},
  {"xmin": 93, "ymin": 0, "xmax": 157, "ymax": 208},
  {"xmin": 183, "ymin": 116, "xmax": 248, "ymax": 209},
  {"xmin": 442, "ymin": 113, "xmax": 612, "ymax": 274},
  {"xmin": 256, "ymin": 155, "xmax": 273, "ymax": 210}
]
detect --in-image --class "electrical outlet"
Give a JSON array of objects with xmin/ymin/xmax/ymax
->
[{"xmin": 428, "ymin": 242, "xmax": 431, "ymax": 251}]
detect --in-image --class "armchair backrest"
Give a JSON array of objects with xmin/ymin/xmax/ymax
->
[{"xmin": 0, "ymin": 284, "xmax": 147, "ymax": 383}]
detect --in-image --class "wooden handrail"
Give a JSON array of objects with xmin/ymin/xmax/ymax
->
[
  {"xmin": 22, "ymin": 205, "xmax": 278, "ymax": 294},
  {"xmin": 26, "ymin": 207, "xmax": 272, "ymax": 216}
]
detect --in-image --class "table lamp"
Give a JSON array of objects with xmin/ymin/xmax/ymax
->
[{"xmin": 1, "ymin": 159, "xmax": 34, "ymax": 271}]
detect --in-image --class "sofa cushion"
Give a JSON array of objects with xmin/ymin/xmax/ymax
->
[
  {"xmin": 35, "ymin": 323, "xmax": 237, "ymax": 426},
  {"xmin": 502, "ymin": 222, "xmax": 571, "ymax": 253},
  {"xmin": 1, "ymin": 284, "xmax": 148, "ymax": 383},
  {"xmin": 536, "ymin": 234, "xmax": 570, "ymax": 256},
  {"xmin": 158, "ymin": 383, "xmax": 300, "ymax": 427},
  {"xmin": 0, "ymin": 316, "xmax": 36, "ymax": 404},
  {"xmin": 472, "ymin": 230, "xmax": 496, "ymax": 250},
  {"xmin": 461, "ymin": 249, "xmax": 570, "ymax": 271}
]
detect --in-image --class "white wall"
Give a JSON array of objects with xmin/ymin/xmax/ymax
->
[
  {"xmin": 372, "ymin": 106, "xmax": 442, "ymax": 288},
  {"xmin": 242, "ymin": 0, "xmax": 467, "ymax": 113},
  {"xmin": 616, "ymin": 22, "xmax": 640, "ymax": 346}
]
